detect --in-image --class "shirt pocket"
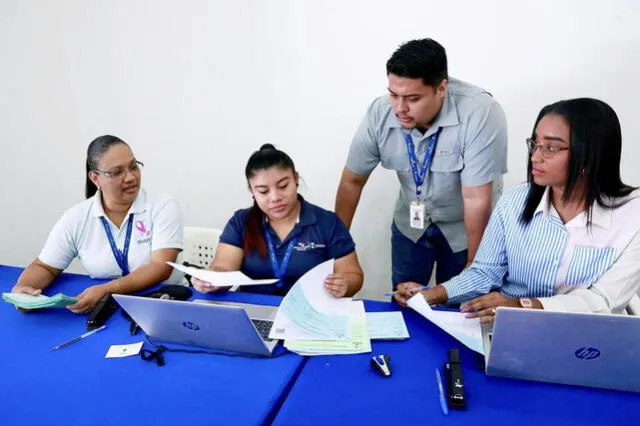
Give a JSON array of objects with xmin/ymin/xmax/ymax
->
[
  {"xmin": 379, "ymin": 151, "xmax": 410, "ymax": 172},
  {"xmin": 565, "ymin": 246, "xmax": 616, "ymax": 287},
  {"xmin": 427, "ymin": 152, "xmax": 464, "ymax": 202}
]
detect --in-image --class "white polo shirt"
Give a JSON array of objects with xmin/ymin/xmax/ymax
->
[{"xmin": 38, "ymin": 188, "xmax": 183, "ymax": 281}]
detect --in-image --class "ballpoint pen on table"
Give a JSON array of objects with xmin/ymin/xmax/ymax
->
[
  {"xmin": 435, "ymin": 368, "xmax": 449, "ymax": 415},
  {"xmin": 384, "ymin": 285, "xmax": 429, "ymax": 297},
  {"xmin": 51, "ymin": 325, "xmax": 107, "ymax": 350}
]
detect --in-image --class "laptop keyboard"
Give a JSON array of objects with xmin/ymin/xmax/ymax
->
[{"xmin": 251, "ymin": 319, "xmax": 275, "ymax": 342}]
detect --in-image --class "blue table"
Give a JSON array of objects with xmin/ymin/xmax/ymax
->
[
  {"xmin": 0, "ymin": 265, "xmax": 305, "ymax": 426},
  {"xmin": 273, "ymin": 299, "xmax": 640, "ymax": 426}
]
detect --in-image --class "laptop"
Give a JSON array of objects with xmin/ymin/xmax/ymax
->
[
  {"xmin": 113, "ymin": 295, "xmax": 279, "ymax": 357},
  {"xmin": 483, "ymin": 307, "xmax": 640, "ymax": 393}
]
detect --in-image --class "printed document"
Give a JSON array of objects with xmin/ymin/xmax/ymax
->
[
  {"xmin": 366, "ymin": 311, "xmax": 410, "ymax": 340},
  {"xmin": 408, "ymin": 293, "xmax": 484, "ymax": 354},
  {"xmin": 269, "ymin": 259, "xmax": 353, "ymax": 341}
]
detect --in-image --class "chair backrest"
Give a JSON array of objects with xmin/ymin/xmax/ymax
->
[{"xmin": 182, "ymin": 227, "xmax": 223, "ymax": 268}]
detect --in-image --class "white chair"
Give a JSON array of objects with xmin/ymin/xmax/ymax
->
[
  {"xmin": 626, "ymin": 294, "xmax": 640, "ymax": 316},
  {"xmin": 182, "ymin": 226, "xmax": 241, "ymax": 291},
  {"xmin": 182, "ymin": 226, "xmax": 223, "ymax": 269}
]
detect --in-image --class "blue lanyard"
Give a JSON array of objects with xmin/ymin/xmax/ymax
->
[
  {"xmin": 264, "ymin": 230, "xmax": 297, "ymax": 289},
  {"xmin": 404, "ymin": 127, "xmax": 442, "ymax": 196},
  {"xmin": 100, "ymin": 214, "xmax": 134, "ymax": 276}
]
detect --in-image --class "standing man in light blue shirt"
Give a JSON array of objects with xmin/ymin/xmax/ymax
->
[{"xmin": 335, "ymin": 38, "xmax": 508, "ymax": 291}]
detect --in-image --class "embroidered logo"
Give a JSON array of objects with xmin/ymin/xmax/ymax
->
[
  {"xmin": 294, "ymin": 241, "xmax": 326, "ymax": 252},
  {"xmin": 135, "ymin": 220, "xmax": 152, "ymax": 237}
]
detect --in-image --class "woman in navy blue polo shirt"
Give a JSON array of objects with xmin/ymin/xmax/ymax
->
[{"xmin": 192, "ymin": 144, "xmax": 364, "ymax": 297}]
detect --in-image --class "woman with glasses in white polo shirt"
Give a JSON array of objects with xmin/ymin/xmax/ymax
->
[
  {"xmin": 11, "ymin": 135, "xmax": 183, "ymax": 314},
  {"xmin": 395, "ymin": 98, "xmax": 640, "ymax": 321}
]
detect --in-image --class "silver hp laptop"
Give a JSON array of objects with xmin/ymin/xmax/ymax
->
[
  {"xmin": 484, "ymin": 307, "xmax": 640, "ymax": 393},
  {"xmin": 113, "ymin": 295, "xmax": 279, "ymax": 357}
]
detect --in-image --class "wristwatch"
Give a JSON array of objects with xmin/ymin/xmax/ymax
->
[{"xmin": 519, "ymin": 298, "xmax": 533, "ymax": 308}]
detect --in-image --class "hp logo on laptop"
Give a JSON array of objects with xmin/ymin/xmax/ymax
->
[
  {"xmin": 182, "ymin": 321, "xmax": 200, "ymax": 331},
  {"xmin": 575, "ymin": 347, "xmax": 600, "ymax": 360}
]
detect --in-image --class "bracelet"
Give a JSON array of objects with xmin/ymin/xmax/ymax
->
[{"xmin": 111, "ymin": 279, "xmax": 123, "ymax": 294}]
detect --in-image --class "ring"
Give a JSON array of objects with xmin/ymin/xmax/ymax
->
[{"xmin": 491, "ymin": 308, "xmax": 496, "ymax": 315}]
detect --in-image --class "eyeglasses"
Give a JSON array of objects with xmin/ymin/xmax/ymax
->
[
  {"xmin": 93, "ymin": 161, "xmax": 144, "ymax": 179},
  {"xmin": 526, "ymin": 138, "xmax": 569, "ymax": 159}
]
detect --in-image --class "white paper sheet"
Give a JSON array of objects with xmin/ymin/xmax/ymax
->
[
  {"xmin": 105, "ymin": 342, "xmax": 144, "ymax": 358},
  {"xmin": 269, "ymin": 259, "xmax": 353, "ymax": 341},
  {"xmin": 166, "ymin": 262, "xmax": 278, "ymax": 286},
  {"xmin": 408, "ymin": 293, "xmax": 484, "ymax": 354},
  {"xmin": 366, "ymin": 312, "xmax": 410, "ymax": 340}
]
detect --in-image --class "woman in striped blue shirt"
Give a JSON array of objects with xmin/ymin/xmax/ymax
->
[{"xmin": 395, "ymin": 98, "xmax": 640, "ymax": 322}]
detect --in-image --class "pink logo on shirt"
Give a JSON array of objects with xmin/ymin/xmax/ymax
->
[{"xmin": 135, "ymin": 220, "xmax": 152, "ymax": 237}]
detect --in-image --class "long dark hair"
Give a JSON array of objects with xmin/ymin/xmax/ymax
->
[
  {"xmin": 522, "ymin": 98, "xmax": 636, "ymax": 224},
  {"xmin": 85, "ymin": 135, "xmax": 128, "ymax": 198},
  {"xmin": 243, "ymin": 144, "xmax": 297, "ymax": 258}
]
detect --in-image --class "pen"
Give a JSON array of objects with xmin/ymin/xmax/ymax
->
[
  {"xmin": 52, "ymin": 325, "xmax": 107, "ymax": 350},
  {"xmin": 435, "ymin": 368, "xmax": 449, "ymax": 415},
  {"xmin": 384, "ymin": 285, "xmax": 428, "ymax": 297}
]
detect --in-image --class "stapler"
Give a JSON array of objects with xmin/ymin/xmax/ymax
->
[{"xmin": 370, "ymin": 354, "xmax": 392, "ymax": 377}]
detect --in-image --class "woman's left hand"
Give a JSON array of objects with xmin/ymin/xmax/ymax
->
[
  {"xmin": 68, "ymin": 284, "xmax": 109, "ymax": 314},
  {"xmin": 324, "ymin": 273, "xmax": 350, "ymax": 298},
  {"xmin": 460, "ymin": 291, "xmax": 520, "ymax": 323}
]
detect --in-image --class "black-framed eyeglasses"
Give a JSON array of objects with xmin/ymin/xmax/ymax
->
[
  {"xmin": 93, "ymin": 161, "xmax": 144, "ymax": 179},
  {"xmin": 526, "ymin": 138, "xmax": 568, "ymax": 159}
]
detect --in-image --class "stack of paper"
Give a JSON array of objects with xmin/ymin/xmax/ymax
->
[
  {"xmin": 408, "ymin": 293, "xmax": 484, "ymax": 354},
  {"xmin": 285, "ymin": 300, "xmax": 371, "ymax": 355},
  {"xmin": 2, "ymin": 292, "xmax": 78, "ymax": 310},
  {"xmin": 270, "ymin": 259, "xmax": 372, "ymax": 355}
]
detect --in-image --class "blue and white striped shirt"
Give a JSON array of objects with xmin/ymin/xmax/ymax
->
[{"xmin": 442, "ymin": 184, "xmax": 640, "ymax": 313}]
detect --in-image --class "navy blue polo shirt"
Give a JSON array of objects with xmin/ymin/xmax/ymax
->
[{"xmin": 219, "ymin": 197, "xmax": 356, "ymax": 296}]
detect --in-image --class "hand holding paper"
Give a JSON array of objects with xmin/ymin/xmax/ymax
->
[{"xmin": 3, "ymin": 292, "xmax": 78, "ymax": 310}]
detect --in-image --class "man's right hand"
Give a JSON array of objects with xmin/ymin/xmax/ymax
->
[{"xmin": 394, "ymin": 281, "xmax": 424, "ymax": 307}]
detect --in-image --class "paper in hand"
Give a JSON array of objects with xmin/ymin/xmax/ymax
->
[
  {"xmin": 166, "ymin": 262, "xmax": 278, "ymax": 286},
  {"xmin": 2, "ymin": 292, "xmax": 78, "ymax": 310}
]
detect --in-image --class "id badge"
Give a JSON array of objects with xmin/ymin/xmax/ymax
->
[{"xmin": 410, "ymin": 201, "xmax": 425, "ymax": 229}]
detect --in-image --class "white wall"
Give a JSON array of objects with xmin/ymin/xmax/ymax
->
[{"xmin": 1, "ymin": 0, "xmax": 638, "ymax": 300}]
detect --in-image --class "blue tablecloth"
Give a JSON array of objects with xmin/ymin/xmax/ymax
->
[
  {"xmin": 0, "ymin": 265, "xmax": 305, "ymax": 426},
  {"xmin": 273, "ymin": 299, "xmax": 640, "ymax": 426}
]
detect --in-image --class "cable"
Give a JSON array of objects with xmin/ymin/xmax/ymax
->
[{"xmin": 140, "ymin": 336, "xmax": 289, "ymax": 365}]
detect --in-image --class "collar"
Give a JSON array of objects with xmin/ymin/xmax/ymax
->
[
  {"xmin": 385, "ymin": 83, "xmax": 460, "ymax": 137},
  {"xmin": 533, "ymin": 186, "xmax": 553, "ymax": 218},
  {"xmin": 296, "ymin": 195, "xmax": 318, "ymax": 227},
  {"xmin": 91, "ymin": 188, "xmax": 147, "ymax": 218},
  {"xmin": 534, "ymin": 186, "xmax": 613, "ymax": 229},
  {"xmin": 264, "ymin": 195, "xmax": 317, "ymax": 244}
]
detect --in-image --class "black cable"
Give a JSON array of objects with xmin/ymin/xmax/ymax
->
[{"xmin": 140, "ymin": 336, "xmax": 290, "ymax": 365}]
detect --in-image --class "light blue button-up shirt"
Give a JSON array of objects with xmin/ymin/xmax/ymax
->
[{"xmin": 442, "ymin": 184, "xmax": 640, "ymax": 313}]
